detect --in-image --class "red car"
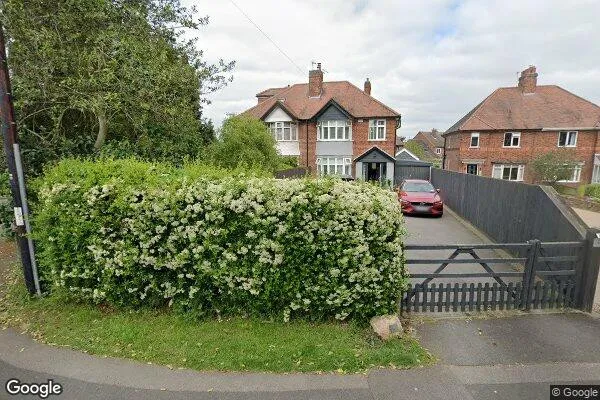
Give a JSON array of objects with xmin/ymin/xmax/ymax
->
[{"xmin": 397, "ymin": 179, "xmax": 443, "ymax": 217}]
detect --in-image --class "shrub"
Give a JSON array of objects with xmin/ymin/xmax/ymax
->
[
  {"xmin": 34, "ymin": 159, "xmax": 406, "ymax": 321},
  {"xmin": 584, "ymin": 184, "xmax": 600, "ymax": 199}
]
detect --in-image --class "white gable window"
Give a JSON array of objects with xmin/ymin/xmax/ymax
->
[
  {"xmin": 368, "ymin": 119, "xmax": 386, "ymax": 140},
  {"xmin": 470, "ymin": 132, "xmax": 480, "ymax": 148},
  {"xmin": 503, "ymin": 132, "xmax": 520, "ymax": 147},
  {"xmin": 558, "ymin": 131, "xmax": 577, "ymax": 147},
  {"xmin": 317, "ymin": 120, "xmax": 351, "ymax": 141},
  {"xmin": 268, "ymin": 122, "xmax": 297, "ymax": 141},
  {"xmin": 492, "ymin": 164, "xmax": 524, "ymax": 181},
  {"xmin": 316, "ymin": 156, "xmax": 352, "ymax": 176},
  {"xmin": 435, "ymin": 147, "xmax": 442, "ymax": 155}
]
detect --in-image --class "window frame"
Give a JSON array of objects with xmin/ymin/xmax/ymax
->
[
  {"xmin": 316, "ymin": 156, "xmax": 353, "ymax": 176},
  {"xmin": 492, "ymin": 164, "xmax": 525, "ymax": 181},
  {"xmin": 465, "ymin": 163, "xmax": 479, "ymax": 175},
  {"xmin": 317, "ymin": 120, "xmax": 352, "ymax": 141},
  {"xmin": 435, "ymin": 147, "xmax": 442, "ymax": 155},
  {"xmin": 557, "ymin": 164, "xmax": 583, "ymax": 183},
  {"xmin": 558, "ymin": 131, "xmax": 578, "ymax": 148},
  {"xmin": 470, "ymin": 132, "xmax": 480, "ymax": 148},
  {"xmin": 268, "ymin": 121, "xmax": 298, "ymax": 142},
  {"xmin": 368, "ymin": 119, "xmax": 386, "ymax": 141},
  {"xmin": 503, "ymin": 132, "xmax": 521, "ymax": 148}
]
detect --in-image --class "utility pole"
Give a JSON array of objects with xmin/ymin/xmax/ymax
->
[{"xmin": 0, "ymin": 22, "xmax": 40, "ymax": 295}]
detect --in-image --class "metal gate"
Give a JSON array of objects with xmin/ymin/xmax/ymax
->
[{"xmin": 400, "ymin": 240, "xmax": 584, "ymax": 313}]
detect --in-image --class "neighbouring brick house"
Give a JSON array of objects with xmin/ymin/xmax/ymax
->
[
  {"xmin": 443, "ymin": 66, "xmax": 600, "ymax": 185},
  {"xmin": 412, "ymin": 129, "xmax": 444, "ymax": 159},
  {"xmin": 243, "ymin": 63, "xmax": 401, "ymax": 183}
]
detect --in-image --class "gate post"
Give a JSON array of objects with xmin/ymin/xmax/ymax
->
[
  {"xmin": 522, "ymin": 239, "xmax": 540, "ymax": 310},
  {"xmin": 578, "ymin": 229, "xmax": 600, "ymax": 312}
]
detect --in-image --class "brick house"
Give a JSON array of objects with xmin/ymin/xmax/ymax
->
[
  {"xmin": 243, "ymin": 63, "xmax": 401, "ymax": 183},
  {"xmin": 412, "ymin": 129, "xmax": 444, "ymax": 159},
  {"xmin": 443, "ymin": 66, "xmax": 600, "ymax": 185}
]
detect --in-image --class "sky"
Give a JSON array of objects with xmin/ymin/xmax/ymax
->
[{"xmin": 186, "ymin": 0, "xmax": 600, "ymax": 138}]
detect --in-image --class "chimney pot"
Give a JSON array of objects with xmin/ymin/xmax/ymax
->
[
  {"xmin": 308, "ymin": 62, "xmax": 323, "ymax": 98},
  {"xmin": 364, "ymin": 78, "xmax": 371, "ymax": 95},
  {"xmin": 518, "ymin": 65, "xmax": 538, "ymax": 93}
]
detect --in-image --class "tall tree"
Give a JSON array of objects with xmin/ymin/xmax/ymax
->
[{"xmin": 1, "ymin": 0, "xmax": 234, "ymax": 172}]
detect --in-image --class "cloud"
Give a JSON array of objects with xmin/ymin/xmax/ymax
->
[{"xmin": 186, "ymin": 0, "xmax": 600, "ymax": 137}]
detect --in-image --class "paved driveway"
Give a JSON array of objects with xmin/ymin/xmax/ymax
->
[{"xmin": 402, "ymin": 211, "xmax": 522, "ymax": 286}]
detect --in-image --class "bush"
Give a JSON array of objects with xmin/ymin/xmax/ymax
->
[
  {"xmin": 34, "ymin": 159, "xmax": 406, "ymax": 321},
  {"xmin": 584, "ymin": 184, "xmax": 600, "ymax": 199}
]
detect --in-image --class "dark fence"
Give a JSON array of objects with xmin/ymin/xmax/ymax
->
[
  {"xmin": 401, "ymin": 240, "xmax": 580, "ymax": 313},
  {"xmin": 430, "ymin": 169, "xmax": 600, "ymax": 312},
  {"xmin": 274, "ymin": 167, "xmax": 308, "ymax": 179}
]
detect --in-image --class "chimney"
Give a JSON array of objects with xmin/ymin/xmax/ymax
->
[
  {"xmin": 364, "ymin": 78, "xmax": 371, "ymax": 95},
  {"xmin": 518, "ymin": 65, "xmax": 538, "ymax": 93},
  {"xmin": 308, "ymin": 62, "xmax": 323, "ymax": 97}
]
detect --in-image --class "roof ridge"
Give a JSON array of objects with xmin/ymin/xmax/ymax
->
[
  {"xmin": 243, "ymin": 84, "xmax": 299, "ymax": 118},
  {"xmin": 344, "ymin": 81, "xmax": 401, "ymax": 117}
]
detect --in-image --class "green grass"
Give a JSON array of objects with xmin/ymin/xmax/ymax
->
[{"xmin": 0, "ymin": 266, "xmax": 432, "ymax": 373}]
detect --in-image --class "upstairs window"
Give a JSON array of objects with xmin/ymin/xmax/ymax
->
[
  {"xmin": 318, "ymin": 120, "xmax": 351, "ymax": 141},
  {"xmin": 470, "ymin": 132, "xmax": 479, "ymax": 148},
  {"xmin": 368, "ymin": 119, "xmax": 386, "ymax": 140},
  {"xmin": 558, "ymin": 131, "xmax": 577, "ymax": 147},
  {"xmin": 268, "ymin": 122, "xmax": 297, "ymax": 141},
  {"xmin": 503, "ymin": 132, "xmax": 520, "ymax": 147},
  {"xmin": 435, "ymin": 147, "xmax": 442, "ymax": 155}
]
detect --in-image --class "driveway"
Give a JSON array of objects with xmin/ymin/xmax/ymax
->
[{"xmin": 403, "ymin": 210, "xmax": 522, "ymax": 286}]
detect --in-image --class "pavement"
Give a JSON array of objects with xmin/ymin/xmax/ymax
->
[{"xmin": 2, "ymin": 313, "xmax": 600, "ymax": 399}]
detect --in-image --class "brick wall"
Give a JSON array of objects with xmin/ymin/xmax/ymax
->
[
  {"xmin": 444, "ymin": 129, "xmax": 600, "ymax": 184},
  {"xmin": 298, "ymin": 117, "xmax": 397, "ymax": 176}
]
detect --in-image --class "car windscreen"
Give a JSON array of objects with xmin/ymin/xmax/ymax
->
[{"xmin": 402, "ymin": 181, "xmax": 435, "ymax": 192}]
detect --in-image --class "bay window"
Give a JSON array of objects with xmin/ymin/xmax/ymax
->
[
  {"xmin": 316, "ymin": 156, "xmax": 352, "ymax": 176},
  {"xmin": 318, "ymin": 120, "xmax": 351, "ymax": 141},
  {"xmin": 268, "ymin": 121, "xmax": 297, "ymax": 141}
]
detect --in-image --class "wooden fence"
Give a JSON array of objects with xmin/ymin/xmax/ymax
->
[{"xmin": 400, "ymin": 240, "xmax": 583, "ymax": 313}]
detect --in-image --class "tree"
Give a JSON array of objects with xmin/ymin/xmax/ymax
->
[
  {"xmin": 204, "ymin": 115, "xmax": 282, "ymax": 172},
  {"xmin": 1, "ymin": 0, "xmax": 234, "ymax": 173},
  {"xmin": 530, "ymin": 150, "xmax": 579, "ymax": 184},
  {"xmin": 404, "ymin": 139, "xmax": 426, "ymax": 160}
]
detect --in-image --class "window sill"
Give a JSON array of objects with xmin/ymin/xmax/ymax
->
[
  {"xmin": 368, "ymin": 138, "xmax": 387, "ymax": 141},
  {"xmin": 502, "ymin": 146, "xmax": 521, "ymax": 148},
  {"xmin": 469, "ymin": 146, "xmax": 480, "ymax": 149},
  {"xmin": 558, "ymin": 146, "xmax": 577, "ymax": 148}
]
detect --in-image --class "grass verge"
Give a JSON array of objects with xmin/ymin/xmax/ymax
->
[{"xmin": 0, "ymin": 263, "xmax": 432, "ymax": 373}]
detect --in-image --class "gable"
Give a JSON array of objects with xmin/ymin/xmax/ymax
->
[
  {"xmin": 395, "ymin": 148, "xmax": 419, "ymax": 161},
  {"xmin": 316, "ymin": 102, "xmax": 350, "ymax": 121},
  {"xmin": 264, "ymin": 106, "xmax": 293, "ymax": 122},
  {"xmin": 355, "ymin": 146, "xmax": 396, "ymax": 163}
]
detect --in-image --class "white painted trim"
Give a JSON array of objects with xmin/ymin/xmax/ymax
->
[
  {"xmin": 502, "ymin": 132, "xmax": 521, "ymax": 148},
  {"xmin": 557, "ymin": 131, "xmax": 578, "ymax": 148},
  {"xmin": 394, "ymin": 147, "xmax": 420, "ymax": 160},
  {"xmin": 470, "ymin": 132, "xmax": 480, "ymax": 148}
]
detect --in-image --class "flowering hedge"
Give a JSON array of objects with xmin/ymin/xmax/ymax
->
[{"xmin": 34, "ymin": 159, "xmax": 406, "ymax": 321}]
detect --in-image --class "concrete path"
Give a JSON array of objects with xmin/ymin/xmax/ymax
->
[
  {"xmin": 403, "ymin": 209, "xmax": 522, "ymax": 286},
  {"xmin": 2, "ymin": 312, "xmax": 600, "ymax": 399}
]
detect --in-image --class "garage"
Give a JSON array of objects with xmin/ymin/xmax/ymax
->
[{"xmin": 394, "ymin": 148, "xmax": 432, "ymax": 185}]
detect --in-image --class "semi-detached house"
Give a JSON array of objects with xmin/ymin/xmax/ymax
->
[
  {"xmin": 243, "ymin": 63, "xmax": 401, "ymax": 183},
  {"xmin": 443, "ymin": 66, "xmax": 600, "ymax": 185}
]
